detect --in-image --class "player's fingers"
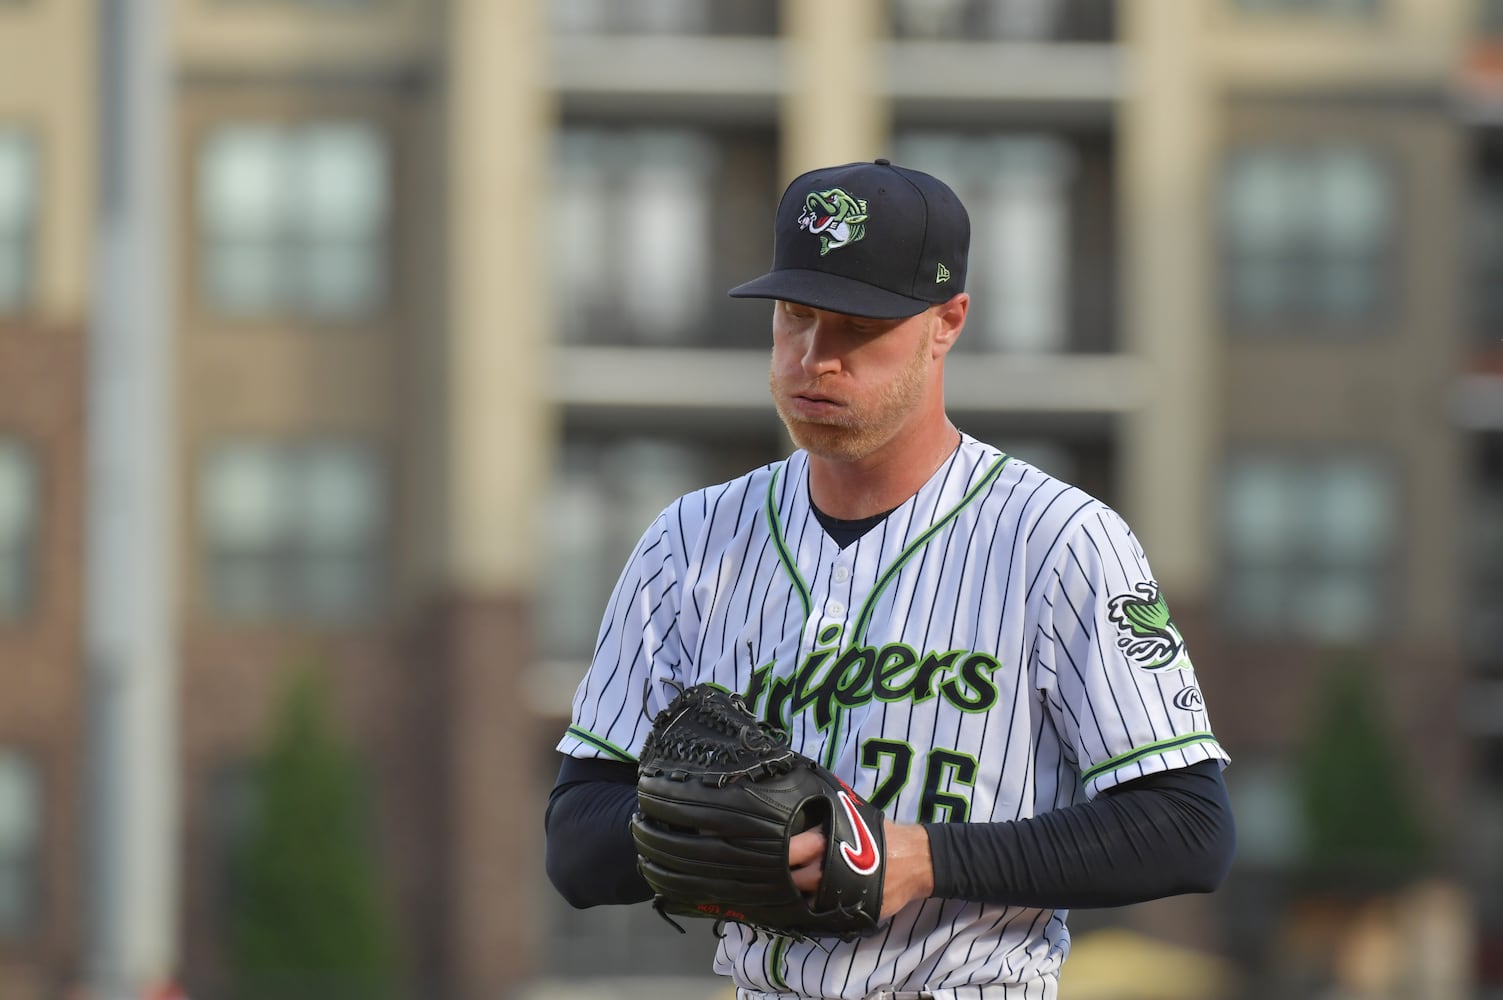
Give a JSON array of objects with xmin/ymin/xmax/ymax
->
[
  {"xmin": 789, "ymin": 828, "xmax": 826, "ymax": 868},
  {"xmin": 791, "ymin": 858, "xmax": 824, "ymax": 895},
  {"xmin": 789, "ymin": 829, "xmax": 826, "ymax": 896}
]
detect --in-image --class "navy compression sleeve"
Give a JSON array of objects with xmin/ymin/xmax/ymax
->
[
  {"xmin": 545, "ymin": 755, "xmax": 1235, "ymax": 911},
  {"xmin": 544, "ymin": 756, "xmax": 652, "ymax": 908},
  {"xmin": 925, "ymin": 759, "xmax": 1236, "ymax": 909}
]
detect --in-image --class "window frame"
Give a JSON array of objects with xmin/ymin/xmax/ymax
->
[
  {"xmin": 1468, "ymin": 432, "xmax": 1503, "ymax": 673},
  {"xmin": 1217, "ymin": 446, "xmax": 1402, "ymax": 643},
  {"xmin": 546, "ymin": 0, "xmax": 779, "ymax": 36},
  {"xmin": 549, "ymin": 121, "xmax": 780, "ymax": 351},
  {"xmin": 886, "ymin": 0, "xmax": 1117, "ymax": 42},
  {"xmin": 890, "ymin": 124, "xmax": 1119, "ymax": 355},
  {"xmin": 1217, "ymin": 140, "xmax": 1401, "ymax": 337},
  {"xmin": 0, "ymin": 435, "xmax": 40, "ymax": 625},
  {"xmin": 0, "ymin": 745, "xmax": 44, "ymax": 940},
  {"xmin": 1227, "ymin": 0, "xmax": 1384, "ymax": 18},
  {"xmin": 1469, "ymin": 128, "xmax": 1503, "ymax": 346},
  {"xmin": 197, "ymin": 437, "xmax": 391, "ymax": 625},
  {"xmin": 207, "ymin": 0, "xmax": 387, "ymax": 10},
  {"xmin": 0, "ymin": 124, "xmax": 40, "ymax": 319},
  {"xmin": 186, "ymin": 109, "xmax": 402, "ymax": 332}
]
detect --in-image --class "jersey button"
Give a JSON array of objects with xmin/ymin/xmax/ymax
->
[
  {"xmin": 832, "ymin": 566, "xmax": 850, "ymax": 583},
  {"xmin": 825, "ymin": 599, "xmax": 846, "ymax": 617}
]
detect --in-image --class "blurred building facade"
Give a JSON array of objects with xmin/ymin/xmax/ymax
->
[{"xmin": 0, "ymin": 0, "xmax": 1501, "ymax": 997}]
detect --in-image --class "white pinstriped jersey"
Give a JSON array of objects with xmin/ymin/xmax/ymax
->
[{"xmin": 558, "ymin": 434, "xmax": 1229, "ymax": 1000}]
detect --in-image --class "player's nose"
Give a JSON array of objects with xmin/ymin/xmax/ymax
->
[{"xmin": 800, "ymin": 318, "xmax": 843, "ymax": 376}]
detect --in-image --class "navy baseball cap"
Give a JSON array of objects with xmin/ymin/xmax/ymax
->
[{"xmin": 728, "ymin": 158, "xmax": 970, "ymax": 319}]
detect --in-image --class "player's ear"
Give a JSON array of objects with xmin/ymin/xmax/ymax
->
[{"xmin": 928, "ymin": 293, "xmax": 968, "ymax": 357}]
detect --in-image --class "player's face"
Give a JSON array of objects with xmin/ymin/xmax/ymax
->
[{"xmin": 768, "ymin": 301, "xmax": 942, "ymax": 463}]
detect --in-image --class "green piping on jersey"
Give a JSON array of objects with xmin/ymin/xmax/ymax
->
[
  {"xmin": 766, "ymin": 454, "xmax": 1007, "ymax": 770},
  {"xmin": 850, "ymin": 455, "xmax": 1010, "ymax": 646},
  {"xmin": 1080, "ymin": 731, "xmax": 1219, "ymax": 785},
  {"xmin": 766, "ymin": 465, "xmax": 813, "ymax": 621},
  {"xmin": 565, "ymin": 726, "xmax": 637, "ymax": 763},
  {"xmin": 765, "ymin": 935, "xmax": 791, "ymax": 990}
]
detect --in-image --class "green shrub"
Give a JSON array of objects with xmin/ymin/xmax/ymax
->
[
  {"xmin": 228, "ymin": 667, "xmax": 403, "ymax": 1000},
  {"xmin": 1295, "ymin": 659, "xmax": 1432, "ymax": 889}
]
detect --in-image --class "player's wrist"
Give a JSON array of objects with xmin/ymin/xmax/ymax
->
[{"xmin": 880, "ymin": 820, "xmax": 935, "ymax": 917}]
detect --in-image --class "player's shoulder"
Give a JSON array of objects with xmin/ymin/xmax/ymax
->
[
  {"xmin": 676, "ymin": 457, "xmax": 784, "ymax": 514},
  {"xmin": 963, "ymin": 435, "xmax": 1132, "ymax": 542},
  {"xmin": 648, "ymin": 457, "xmax": 788, "ymax": 545}
]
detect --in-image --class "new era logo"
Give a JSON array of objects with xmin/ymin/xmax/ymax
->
[{"xmin": 936, "ymin": 263, "xmax": 951, "ymax": 283}]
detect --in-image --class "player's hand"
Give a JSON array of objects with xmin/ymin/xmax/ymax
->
[
  {"xmin": 789, "ymin": 827, "xmax": 826, "ymax": 896},
  {"xmin": 788, "ymin": 820, "xmax": 934, "ymax": 920}
]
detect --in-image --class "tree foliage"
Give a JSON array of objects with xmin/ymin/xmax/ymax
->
[
  {"xmin": 229, "ymin": 667, "xmax": 402, "ymax": 1000},
  {"xmin": 1295, "ymin": 659, "xmax": 1432, "ymax": 888}
]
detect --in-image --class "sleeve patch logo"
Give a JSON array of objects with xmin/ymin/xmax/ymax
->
[{"xmin": 1107, "ymin": 581, "xmax": 1190, "ymax": 672}]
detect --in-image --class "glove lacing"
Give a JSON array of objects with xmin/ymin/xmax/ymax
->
[{"xmin": 640, "ymin": 687, "xmax": 797, "ymax": 784}]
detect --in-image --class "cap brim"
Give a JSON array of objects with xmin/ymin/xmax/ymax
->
[{"xmin": 727, "ymin": 269, "xmax": 931, "ymax": 320}]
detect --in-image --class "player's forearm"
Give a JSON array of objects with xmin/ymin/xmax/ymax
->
[
  {"xmin": 923, "ymin": 760, "xmax": 1235, "ymax": 909},
  {"xmin": 544, "ymin": 770, "xmax": 653, "ymax": 908}
]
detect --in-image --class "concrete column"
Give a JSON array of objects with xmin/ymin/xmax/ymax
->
[
  {"xmin": 446, "ymin": 0, "xmax": 553, "ymax": 592},
  {"xmin": 780, "ymin": 0, "xmax": 886, "ymax": 179},
  {"xmin": 442, "ymin": 0, "xmax": 553, "ymax": 995},
  {"xmin": 1118, "ymin": 2, "xmax": 1218, "ymax": 597},
  {"xmin": 87, "ymin": 0, "xmax": 179, "ymax": 995}
]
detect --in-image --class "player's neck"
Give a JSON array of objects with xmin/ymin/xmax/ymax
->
[{"xmin": 807, "ymin": 417, "xmax": 962, "ymax": 520}]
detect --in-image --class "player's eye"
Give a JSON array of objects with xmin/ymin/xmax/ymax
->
[{"xmin": 847, "ymin": 316, "xmax": 894, "ymax": 337}]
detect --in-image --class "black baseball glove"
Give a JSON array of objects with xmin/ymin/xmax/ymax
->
[{"xmin": 630, "ymin": 683, "xmax": 886, "ymax": 941}]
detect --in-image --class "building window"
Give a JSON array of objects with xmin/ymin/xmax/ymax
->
[
  {"xmin": 894, "ymin": 131, "xmax": 1116, "ymax": 353},
  {"xmin": 198, "ymin": 121, "xmax": 390, "ymax": 321},
  {"xmin": 1470, "ymin": 433, "xmax": 1503, "ymax": 674},
  {"xmin": 0, "ymin": 749, "xmax": 40, "ymax": 936},
  {"xmin": 1221, "ymin": 452, "xmax": 1396, "ymax": 642},
  {"xmin": 1224, "ymin": 757, "xmax": 1305, "ymax": 868},
  {"xmin": 1220, "ymin": 144, "xmax": 1395, "ymax": 329},
  {"xmin": 0, "ymin": 439, "xmax": 38, "ymax": 621},
  {"xmin": 1472, "ymin": 131, "xmax": 1503, "ymax": 342},
  {"xmin": 214, "ymin": 0, "xmax": 376, "ymax": 7},
  {"xmin": 551, "ymin": 127, "xmax": 776, "ymax": 349},
  {"xmin": 200, "ymin": 441, "xmax": 387, "ymax": 622},
  {"xmin": 1476, "ymin": 183, "xmax": 1503, "ymax": 339},
  {"xmin": 897, "ymin": 133, "xmax": 1072, "ymax": 353},
  {"xmin": 549, "ymin": 0, "xmax": 777, "ymax": 35},
  {"xmin": 889, "ymin": 0, "xmax": 1115, "ymax": 40},
  {"xmin": 0, "ymin": 129, "xmax": 38, "ymax": 316},
  {"xmin": 1231, "ymin": 0, "xmax": 1380, "ymax": 14}
]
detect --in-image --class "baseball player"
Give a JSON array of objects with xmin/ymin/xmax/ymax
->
[{"xmin": 545, "ymin": 159, "xmax": 1235, "ymax": 999}]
